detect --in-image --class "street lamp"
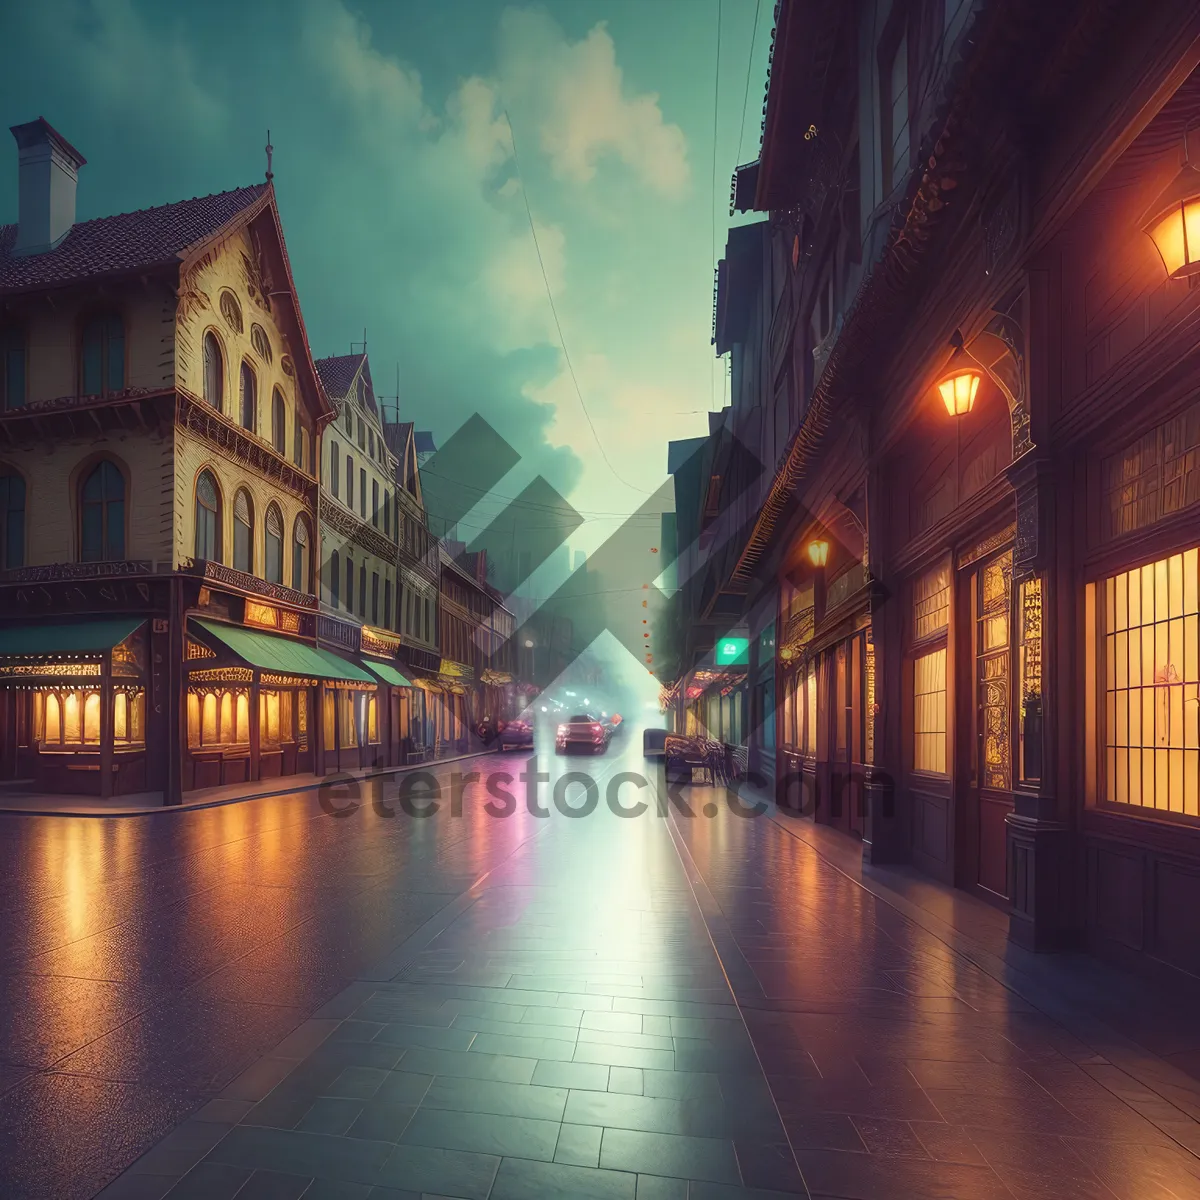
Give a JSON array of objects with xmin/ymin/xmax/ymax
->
[
  {"xmin": 936, "ymin": 330, "xmax": 982, "ymax": 417},
  {"xmin": 807, "ymin": 539, "xmax": 829, "ymax": 568},
  {"xmin": 1143, "ymin": 120, "xmax": 1200, "ymax": 279}
]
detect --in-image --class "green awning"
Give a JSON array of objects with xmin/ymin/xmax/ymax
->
[
  {"xmin": 363, "ymin": 659, "xmax": 413, "ymax": 687},
  {"xmin": 192, "ymin": 619, "xmax": 374, "ymax": 683},
  {"xmin": 0, "ymin": 618, "xmax": 145, "ymax": 656}
]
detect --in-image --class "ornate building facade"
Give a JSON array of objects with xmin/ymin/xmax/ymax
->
[{"xmin": 0, "ymin": 117, "xmax": 376, "ymax": 802}]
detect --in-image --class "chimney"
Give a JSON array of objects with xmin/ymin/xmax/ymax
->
[{"xmin": 8, "ymin": 117, "xmax": 86, "ymax": 257}]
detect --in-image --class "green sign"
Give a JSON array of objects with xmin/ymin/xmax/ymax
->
[{"xmin": 714, "ymin": 637, "xmax": 749, "ymax": 666}]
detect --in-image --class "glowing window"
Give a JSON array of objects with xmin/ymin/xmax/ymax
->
[{"xmin": 914, "ymin": 647, "xmax": 947, "ymax": 775}]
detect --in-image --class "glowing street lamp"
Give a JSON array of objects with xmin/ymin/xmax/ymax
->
[
  {"xmin": 807, "ymin": 539, "xmax": 829, "ymax": 568},
  {"xmin": 936, "ymin": 331, "xmax": 982, "ymax": 417},
  {"xmin": 1143, "ymin": 122, "xmax": 1200, "ymax": 280}
]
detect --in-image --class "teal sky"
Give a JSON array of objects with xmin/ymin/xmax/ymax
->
[{"xmin": 0, "ymin": 0, "xmax": 770, "ymax": 554}]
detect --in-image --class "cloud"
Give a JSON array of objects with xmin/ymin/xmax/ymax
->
[
  {"xmin": 498, "ymin": 10, "xmax": 690, "ymax": 198},
  {"xmin": 3, "ymin": 0, "xmax": 224, "ymax": 139}
]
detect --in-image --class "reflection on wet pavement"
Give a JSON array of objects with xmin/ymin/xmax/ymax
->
[{"xmin": 2, "ymin": 730, "xmax": 1200, "ymax": 1198}]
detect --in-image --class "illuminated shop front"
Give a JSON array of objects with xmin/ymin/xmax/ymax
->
[
  {"xmin": 186, "ymin": 617, "xmax": 374, "ymax": 787},
  {"xmin": 360, "ymin": 624, "xmax": 418, "ymax": 767},
  {"xmin": 0, "ymin": 618, "xmax": 150, "ymax": 797}
]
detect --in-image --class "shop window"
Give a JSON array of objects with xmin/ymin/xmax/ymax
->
[
  {"xmin": 805, "ymin": 661, "xmax": 818, "ymax": 755},
  {"xmin": 186, "ymin": 687, "xmax": 250, "ymax": 747},
  {"xmin": 1, "ymin": 325, "xmax": 25, "ymax": 410},
  {"xmin": 194, "ymin": 470, "xmax": 221, "ymax": 564},
  {"xmin": 914, "ymin": 647, "xmax": 947, "ymax": 774},
  {"xmin": 80, "ymin": 313, "xmax": 124, "ymax": 396},
  {"xmin": 34, "ymin": 687, "xmax": 144, "ymax": 747},
  {"xmin": 914, "ymin": 561, "xmax": 950, "ymax": 640},
  {"xmin": 1100, "ymin": 549, "xmax": 1200, "ymax": 814},
  {"xmin": 368, "ymin": 693, "xmax": 379, "ymax": 744},
  {"xmin": 1018, "ymin": 577, "xmax": 1043, "ymax": 784},
  {"xmin": 259, "ymin": 690, "xmax": 293, "ymax": 746},
  {"xmin": 323, "ymin": 689, "xmax": 336, "ymax": 750},
  {"xmin": 203, "ymin": 331, "xmax": 223, "ymax": 410},
  {"xmin": 0, "ymin": 469, "xmax": 26, "ymax": 569},
  {"xmin": 264, "ymin": 503, "xmax": 284, "ymax": 584},
  {"xmin": 233, "ymin": 488, "xmax": 253, "ymax": 574},
  {"xmin": 79, "ymin": 459, "xmax": 125, "ymax": 562}
]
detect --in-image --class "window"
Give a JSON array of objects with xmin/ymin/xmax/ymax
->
[
  {"xmin": 1100, "ymin": 550, "xmax": 1200, "ymax": 814},
  {"xmin": 914, "ymin": 647, "xmax": 947, "ymax": 774},
  {"xmin": 233, "ymin": 488, "xmax": 253, "ymax": 573},
  {"xmin": 0, "ymin": 470, "xmax": 25, "ymax": 569},
  {"xmin": 264, "ymin": 503, "xmax": 284, "ymax": 584},
  {"xmin": 372, "ymin": 571, "xmax": 380, "ymax": 624},
  {"xmin": 271, "ymin": 388, "xmax": 286, "ymax": 455},
  {"xmin": 329, "ymin": 441, "xmax": 340, "ymax": 498},
  {"xmin": 80, "ymin": 314, "xmax": 124, "ymax": 396},
  {"xmin": 201, "ymin": 331, "xmax": 223, "ymax": 411},
  {"xmin": 345, "ymin": 555, "xmax": 354, "ymax": 611},
  {"xmin": 2, "ymin": 326, "xmax": 26, "ymax": 410},
  {"xmin": 240, "ymin": 363, "xmax": 257, "ymax": 432},
  {"xmin": 359, "ymin": 563, "xmax": 367, "ymax": 617},
  {"xmin": 36, "ymin": 687, "xmax": 144, "ymax": 747},
  {"xmin": 194, "ymin": 470, "xmax": 221, "ymax": 563},
  {"xmin": 360, "ymin": 468, "xmax": 367, "ymax": 519},
  {"xmin": 79, "ymin": 460, "xmax": 125, "ymax": 561},
  {"xmin": 346, "ymin": 457, "xmax": 354, "ymax": 509},
  {"xmin": 914, "ymin": 562, "xmax": 951, "ymax": 640},
  {"xmin": 372, "ymin": 480, "xmax": 379, "ymax": 528},
  {"xmin": 219, "ymin": 290, "xmax": 243, "ymax": 333},
  {"xmin": 251, "ymin": 323, "xmax": 272, "ymax": 363},
  {"xmin": 293, "ymin": 419, "xmax": 306, "ymax": 471},
  {"xmin": 357, "ymin": 416, "xmax": 365, "ymax": 451},
  {"xmin": 187, "ymin": 687, "xmax": 250, "ymax": 747},
  {"xmin": 384, "ymin": 578, "xmax": 392, "ymax": 630},
  {"xmin": 883, "ymin": 29, "xmax": 910, "ymax": 192},
  {"xmin": 330, "ymin": 549, "xmax": 340, "ymax": 608},
  {"xmin": 424, "ymin": 595, "xmax": 432, "ymax": 644},
  {"xmin": 369, "ymin": 430, "xmax": 375, "ymax": 459},
  {"xmin": 292, "ymin": 516, "xmax": 310, "ymax": 593},
  {"xmin": 805, "ymin": 661, "xmax": 818, "ymax": 755}
]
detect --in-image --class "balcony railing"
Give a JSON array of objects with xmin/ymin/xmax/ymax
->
[{"xmin": 180, "ymin": 559, "xmax": 319, "ymax": 610}]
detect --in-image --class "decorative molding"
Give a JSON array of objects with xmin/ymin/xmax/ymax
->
[
  {"xmin": 321, "ymin": 502, "xmax": 397, "ymax": 563},
  {"xmin": 361, "ymin": 625, "xmax": 403, "ymax": 657},
  {"xmin": 0, "ymin": 560, "xmax": 156, "ymax": 584},
  {"xmin": 317, "ymin": 614, "xmax": 360, "ymax": 652},
  {"xmin": 181, "ymin": 558, "xmax": 318, "ymax": 611},
  {"xmin": 177, "ymin": 390, "xmax": 317, "ymax": 502},
  {"xmin": 189, "ymin": 666, "xmax": 254, "ymax": 683},
  {"xmin": 957, "ymin": 522, "xmax": 1016, "ymax": 571}
]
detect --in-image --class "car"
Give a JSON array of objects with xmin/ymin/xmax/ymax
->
[
  {"xmin": 498, "ymin": 718, "xmax": 534, "ymax": 751},
  {"xmin": 556, "ymin": 713, "xmax": 611, "ymax": 754}
]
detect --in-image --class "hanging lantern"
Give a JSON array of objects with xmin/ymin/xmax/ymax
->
[
  {"xmin": 936, "ymin": 330, "xmax": 982, "ymax": 417},
  {"xmin": 1143, "ymin": 121, "xmax": 1200, "ymax": 279},
  {"xmin": 807, "ymin": 539, "xmax": 829, "ymax": 567}
]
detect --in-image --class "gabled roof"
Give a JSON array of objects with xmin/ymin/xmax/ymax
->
[
  {"xmin": 0, "ymin": 184, "xmax": 268, "ymax": 294},
  {"xmin": 315, "ymin": 351, "xmax": 379, "ymax": 416},
  {"xmin": 315, "ymin": 353, "xmax": 365, "ymax": 400}
]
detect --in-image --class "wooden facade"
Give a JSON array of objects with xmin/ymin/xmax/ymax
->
[{"xmin": 685, "ymin": 0, "xmax": 1200, "ymax": 975}]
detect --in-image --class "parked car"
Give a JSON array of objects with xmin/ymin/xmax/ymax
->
[
  {"xmin": 556, "ymin": 713, "xmax": 611, "ymax": 754},
  {"xmin": 498, "ymin": 718, "xmax": 534, "ymax": 751}
]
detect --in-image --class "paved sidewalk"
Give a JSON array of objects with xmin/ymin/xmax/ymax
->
[
  {"xmin": 92, "ymin": 782, "xmax": 1200, "ymax": 1199},
  {"xmin": 0, "ymin": 750, "xmax": 493, "ymax": 816}
]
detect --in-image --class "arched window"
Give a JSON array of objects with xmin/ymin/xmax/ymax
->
[
  {"xmin": 293, "ymin": 418, "xmax": 307, "ymax": 471},
  {"xmin": 0, "ymin": 470, "xmax": 25, "ymax": 569},
  {"xmin": 330, "ymin": 549, "xmax": 340, "ymax": 608},
  {"xmin": 80, "ymin": 460, "xmax": 125, "ymax": 562},
  {"xmin": 1, "ymin": 327, "xmax": 26, "ymax": 410},
  {"xmin": 292, "ymin": 516, "xmax": 310, "ymax": 593},
  {"xmin": 220, "ymin": 290, "xmax": 243, "ymax": 333},
  {"xmin": 271, "ymin": 388, "xmax": 286, "ymax": 455},
  {"xmin": 264, "ymin": 503, "xmax": 284, "ymax": 584},
  {"xmin": 251, "ymin": 323, "xmax": 272, "ymax": 363},
  {"xmin": 233, "ymin": 488, "xmax": 253, "ymax": 574},
  {"xmin": 202, "ymin": 331, "xmax": 223, "ymax": 410},
  {"xmin": 240, "ymin": 363, "xmax": 256, "ymax": 432},
  {"xmin": 194, "ymin": 470, "xmax": 221, "ymax": 563},
  {"xmin": 80, "ymin": 314, "xmax": 124, "ymax": 396}
]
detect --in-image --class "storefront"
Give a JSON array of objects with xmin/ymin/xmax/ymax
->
[
  {"xmin": 0, "ymin": 618, "xmax": 151, "ymax": 797},
  {"xmin": 359, "ymin": 624, "xmax": 416, "ymax": 768},
  {"xmin": 186, "ymin": 617, "xmax": 375, "ymax": 787}
]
